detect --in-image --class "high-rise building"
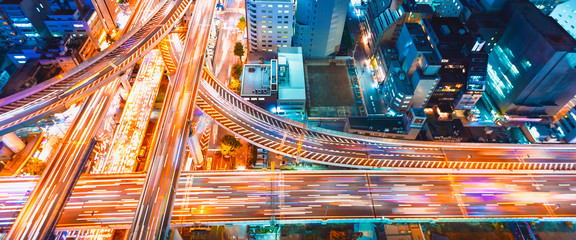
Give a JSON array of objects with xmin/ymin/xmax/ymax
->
[
  {"xmin": 530, "ymin": 0, "xmax": 569, "ymax": 14},
  {"xmin": 245, "ymin": 0, "xmax": 294, "ymax": 53},
  {"xmin": 480, "ymin": 0, "xmax": 568, "ymax": 14},
  {"xmin": 486, "ymin": 0, "xmax": 576, "ymax": 117},
  {"xmin": 396, "ymin": 22, "xmax": 441, "ymax": 108},
  {"xmin": 454, "ymin": 42, "xmax": 487, "ymax": 110},
  {"xmin": 45, "ymin": 9, "xmax": 94, "ymax": 38},
  {"xmin": 550, "ymin": 0, "xmax": 576, "ymax": 39},
  {"xmin": 434, "ymin": 0, "xmax": 465, "ymax": 18},
  {"xmin": 293, "ymin": 0, "xmax": 348, "ymax": 58},
  {"xmin": 557, "ymin": 106, "xmax": 576, "ymax": 143},
  {"xmin": 0, "ymin": 0, "xmax": 51, "ymax": 41}
]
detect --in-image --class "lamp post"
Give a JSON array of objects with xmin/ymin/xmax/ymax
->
[
  {"xmin": 456, "ymin": 155, "xmax": 472, "ymax": 171},
  {"xmin": 543, "ymin": 204, "xmax": 561, "ymax": 218},
  {"xmin": 0, "ymin": 160, "xmax": 15, "ymax": 174},
  {"xmin": 323, "ymin": 205, "xmax": 329, "ymax": 221}
]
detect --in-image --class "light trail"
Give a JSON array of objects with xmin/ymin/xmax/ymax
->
[{"xmin": 92, "ymin": 50, "xmax": 164, "ymax": 174}]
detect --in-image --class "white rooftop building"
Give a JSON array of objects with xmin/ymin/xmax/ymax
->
[
  {"xmin": 240, "ymin": 47, "xmax": 306, "ymax": 120},
  {"xmin": 276, "ymin": 47, "xmax": 306, "ymax": 119}
]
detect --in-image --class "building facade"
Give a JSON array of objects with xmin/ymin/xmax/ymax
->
[
  {"xmin": 0, "ymin": 0, "xmax": 51, "ymax": 41},
  {"xmin": 550, "ymin": 0, "xmax": 576, "ymax": 39},
  {"xmin": 293, "ymin": 0, "xmax": 348, "ymax": 58},
  {"xmin": 245, "ymin": 0, "xmax": 294, "ymax": 52},
  {"xmin": 486, "ymin": 0, "xmax": 576, "ymax": 117}
]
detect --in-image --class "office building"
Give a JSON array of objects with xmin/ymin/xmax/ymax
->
[
  {"xmin": 550, "ymin": 0, "xmax": 576, "ymax": 39},
  {"xmin": 454, "ymin": 42, "xmax": 488, "ymax": 110},
  {"xmin": 530, "ymin": 0, "xmax": 569, "ymax": 14},
  {"xmin": 380, "ymin": 48, "xmax": 414, "ymax": 113},
  {"xmin": 424, "ymin": 17, "xmax": 476, "ymax": 108},
  {"xmin": 369, "ymin": 0, "xmax": 432, "ymax": 47},
  {"xmin": 45, "ymin": 9, "xmax": 94, "ymax": 38},
  {"xmin": 434, "ymin": 0, "xmax": 465, "ymax": 18},
  {"xmin": 293, "ymin": 0, "xmax": 348, "ymax": 58},
  {"xmin": 245, "ymin": 0, "xmax": 294, "ymax": 52},
  {"xmin": 557, "ymin": 106, "xmax": 576, "ymax": 143},
  {"xmin": 465, "ymin": 13, "xmax": 507, "ymax": 53},
  {"xmin": 344, "ymin": 108, "xmax": 426, "ymax": 139},
  {"xmin": 486, "ymin": 0, "xmax": 576, "ymax": 117},
  {"xmin": 0, "ymin": 0, "xmax": 51, "ymax": 40},
  {"xmin": 276, "ymin": 47, "xmax": 306, "ymax": 118},
  {"xmin": 396, "ymin": 23, "xmax": 441, "ymax": 108}
]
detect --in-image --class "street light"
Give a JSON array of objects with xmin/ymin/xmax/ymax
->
[
  {"xmin": 0, "ymin": 160, "xmax": 15, "ymax": 174},
  {"xmin": 456, "ymin": 155, "xmax": 472, "ymax": 171},
  {"xmin": 543, "ymin": 204, "xmax": 561, "ymax": 218}
]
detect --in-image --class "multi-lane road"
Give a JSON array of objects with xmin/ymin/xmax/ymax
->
[
  {"xmin": 196, "ymin": 71, "xmax": 576, "ymax": 171},
  {"xmin": 7, "ymin": 78, "xmax": 120, "ymax": 239},
  {"xmin": 3, "ymin": 171, "xmax": 576, "ymax": 231},
  {"xmin": 128, "ymin": 0, "xmax": 216, "ymax": 238},
  {"xmin": 92, "ymin": 50, "xmax": 164, "ymax": 174}
]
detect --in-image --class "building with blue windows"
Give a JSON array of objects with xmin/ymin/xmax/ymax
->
[
  {"xmin": 0, "ymin": 0, "xmax": 51, "ymax": 41},
  {"xmin": 485, "ymin": 0, "xmax": 576, "ymax": 117},
  {"xmin": 293, "ymin": 0, "xmax": 348, "ymax": 58},
  {"xmin": 550, "ymin": 0, "xmax": 576, "ymax": 39}
]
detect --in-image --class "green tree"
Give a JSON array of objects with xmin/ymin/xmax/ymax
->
[
  {"xmin": 229, "ymin": 79, "xmax": 241, "ymax": 92},
  {"xmin": 231, "ymin": 63, "xmax": 243, "ymax": 81},
  {"xmin": 219, "ymin": 135, "xmax": 242, "ymax": 157},
  {"xmin": 23, "ymin": 160, "xmax": 46, "ymax": 176},
  {"xmin": 329, "ymin": 230, "xmax": 347, "ymax": 240},
  {"xmin": 237, "ymin": 16, "xmax": 246, "ymax": 31},
  {"xmin": 233, "ymin": 42, "xmax": 245, "ymax": 62}
]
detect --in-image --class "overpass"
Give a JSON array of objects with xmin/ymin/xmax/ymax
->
[
  {"xmin": 0, "ymin": 0, "xmax": 576, "ymax": 237},
  {"xmin": 2, "ymin": 171, "xmax": 576, "ymax": 231},
  {"xmin": 0, "ymin": 0, "xmax": 573, "ymax": 172}
]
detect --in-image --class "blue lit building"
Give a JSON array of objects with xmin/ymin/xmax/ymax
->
[
  {"xmin": 557, "ymin": 106, "xmax": 576, "ymax": 143},
  {"xmin": 0, "ymin": 0, "xmax": 51, "ymax": 41},
  {"xmin": 485, "ymin": 0, "xmax": 576, "ymax": 117},
  {"xmin": 293, "ymin": 0, "xmax": 348, "ymax": 58}
]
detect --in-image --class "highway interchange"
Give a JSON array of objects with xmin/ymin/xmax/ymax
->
[{"xmin": 0, "ymin": 0, "xmax": 575, "ymax": 238}]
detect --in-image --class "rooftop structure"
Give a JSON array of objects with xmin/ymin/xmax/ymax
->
[
  {"xmin": 276, "ymin": 47, "xmax": 306, "ymax": 118},
  {"xmin": 240, "ymin": 47, "xmax": 306, "ymax": 119}
]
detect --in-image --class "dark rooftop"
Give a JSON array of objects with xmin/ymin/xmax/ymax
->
[{"xmin": 347, "ymin": 116, "xmax": 406, "ymax": 134}]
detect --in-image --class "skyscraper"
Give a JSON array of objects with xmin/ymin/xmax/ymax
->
[
  {"xmin": 293, "ymin": 0, "xmax": 348, "ymax": 58},
  {"xmin": 0, "ymin": 0, "xmax": 51, "ymax": 40},
  {"xmin": 550, "ymin": 0, "xmax": 576, "ymax": 39},
  {"xmin": 486, "ymin": 0, "xmax": 576, "ymax": 117},
  {"xmin": 245, "ymin": 0, "xmax": 295, "ymax": 52}
]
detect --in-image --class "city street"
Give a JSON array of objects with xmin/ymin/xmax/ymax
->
[
  {"xmin": 212, "ymin": 0, "xmax": 246, "ymax": 83},
  {"xmin": 347, "ymin": 4, "xmax": 387, "ymax": 115}
]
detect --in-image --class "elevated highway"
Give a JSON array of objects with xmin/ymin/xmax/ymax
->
[
  {"xmin": 0, "ymin": 0, "xmax": 573, "ymax": 172},
  {"xmin": 4, "ymin": 171, "xmax": 576, "ymax": 230},
  {"xmin": 0, "ymin": 0, "xmax": 193, "ymax": 135}
]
